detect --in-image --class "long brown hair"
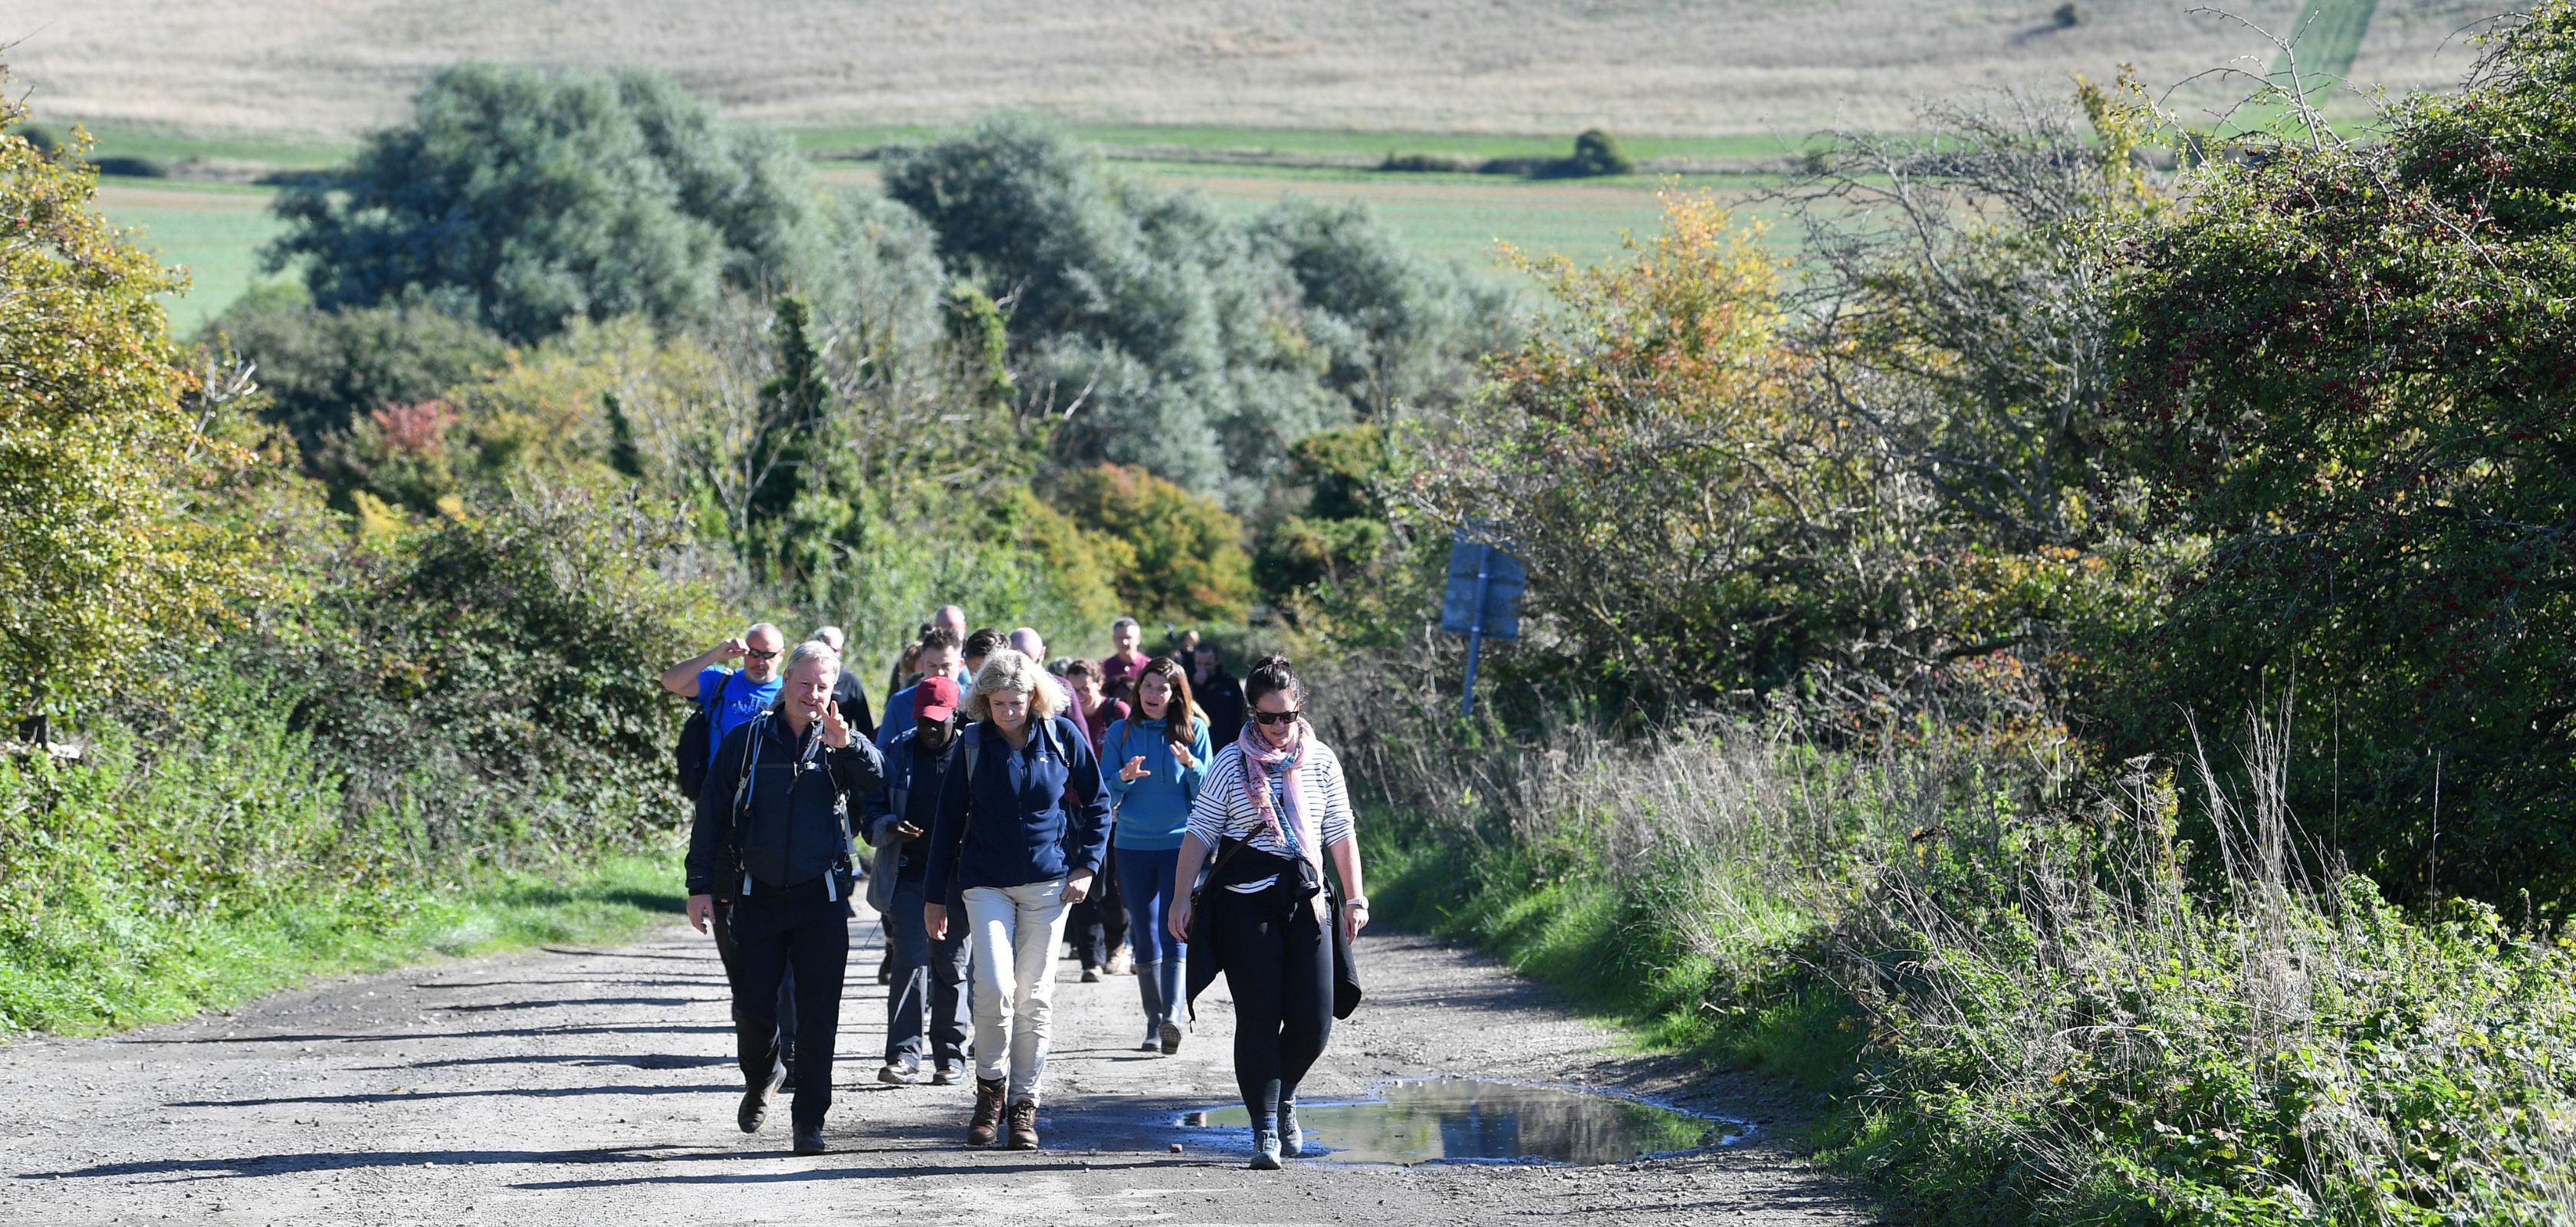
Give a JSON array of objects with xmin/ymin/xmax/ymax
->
[{"xmin": 1133, "ymin": 656, "xmax": 1199, "ymax": 753}]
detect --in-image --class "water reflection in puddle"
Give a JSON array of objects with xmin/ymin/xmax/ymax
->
[{"xmin": 1178, "ymin": 1077, "xmax": 1738, "ymax": 1165}]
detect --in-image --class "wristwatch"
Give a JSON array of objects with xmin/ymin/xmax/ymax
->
[{"xmin": 1345, "ymin": 896, "xmax": 1369, "ymax": 910}]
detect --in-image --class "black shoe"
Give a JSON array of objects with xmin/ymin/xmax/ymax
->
[
  {"xmin": 739, "ymin": 1062, "xmax": 784, "ymax": 1133},
  {"xmin": 778, "ymin": 1041, "xmax": 797, "ymax": 1093},
  {"xmin": 793, "ymin": 1127, "xmax": 826, "ymax": 1155},
  {"xmin": 876, "ymin": 952, "xmax": 892, "ymax": 986}
]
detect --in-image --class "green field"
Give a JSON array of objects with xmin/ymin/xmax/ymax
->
[
  {"xmin": 1128, "ymin": 163, "xmax": 1784, "ymax": 274},
  {"xmin": 2274, "ymin": 0, "xmax": 2383, "ymax": 86},
  {"xmin": 93, "ymin": 179, "xmax": 290, "ymax": 334},
  {"xmin": 789, "ymin": 121, "xmax": 1803, "ymax": 166},
  {"xmin": 100, "ymin": 155, "xmax": 1773, "ymax": 331}
]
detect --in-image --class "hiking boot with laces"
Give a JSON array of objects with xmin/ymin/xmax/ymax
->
[
  {"xmin": 966, "ymin": 1079, "xmax": 1006, "ymax": 1146},
  {"xmin": 1006, "ymin": 1098, "xmax": 1040, "ymax": 1150}
]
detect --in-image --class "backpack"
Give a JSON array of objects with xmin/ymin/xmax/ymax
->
[
  {"xmin": 675, "ymin": 672, "xmax": 741, "ymax": 801},
  {"xmin": 722, "ymin": 710, "xmax": 856, "ymax": 901}
]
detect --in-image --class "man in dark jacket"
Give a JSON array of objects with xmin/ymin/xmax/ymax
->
[
  {"xmin": 687, "ymin": 641, "xmax": 886, "ymax": 1156},
  {"xmin": 860, "ymin": 676, "xmax": 971, "ymax": 1087},
  {"xmin": 1191, "ymin": 643, "xmax": 1246, "ymax": 748}
]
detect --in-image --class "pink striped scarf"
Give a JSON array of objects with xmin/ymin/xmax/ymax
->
[{"xmin": 1237, "ymin": 718, "xmax": 1319, "ymax": 870}]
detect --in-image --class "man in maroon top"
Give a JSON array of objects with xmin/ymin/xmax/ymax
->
[{"xmin": 1099, "ymin": 617, "xmax": 1148, "ymax": 705}]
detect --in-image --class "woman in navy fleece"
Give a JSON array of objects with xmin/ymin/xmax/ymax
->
[{"xmin": 922, "ymin": 649, "xmax": 1111, "ymax": 1152}]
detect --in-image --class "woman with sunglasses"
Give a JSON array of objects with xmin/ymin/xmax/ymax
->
[{"xmin": 1168, "ymin": 655, "xmax": 1367, "ymax": 1169}]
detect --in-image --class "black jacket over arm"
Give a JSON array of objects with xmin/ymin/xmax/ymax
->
[{"xmin": 686, "ymin": 710, "xmax": 887, "ymax": 897}]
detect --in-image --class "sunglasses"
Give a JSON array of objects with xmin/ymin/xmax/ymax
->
[
  {"xmin": 745, "ymin": 648, "xmax": 780, "ymax": 661},
  {"xmin": 1251, "ymin": 709, "xmax": 1302, "ymax": 725}
]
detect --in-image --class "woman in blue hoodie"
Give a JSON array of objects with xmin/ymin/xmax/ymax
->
[{"xmin": 1103, "ymin": 656, "xmax": 1211, "ymax": 1055}]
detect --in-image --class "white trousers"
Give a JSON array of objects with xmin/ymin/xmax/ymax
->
[{"xmin": 961, "ymin": 879, "xmax": 1073, "ymax": 1102}]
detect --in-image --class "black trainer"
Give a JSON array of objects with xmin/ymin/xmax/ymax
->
[{"xmin": 793, "ymin": 1127, "xmax": 826, "ymax": 1155}]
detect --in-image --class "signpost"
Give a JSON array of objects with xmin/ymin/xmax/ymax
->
[{"xmin": 1441, "ymin": 529, "xmax": 1526, "ymax": 716}]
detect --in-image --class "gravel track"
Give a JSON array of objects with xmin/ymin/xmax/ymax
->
[{"xmin": 0, "ymin": 904, "xmax": 1871, "ymax": 1225}]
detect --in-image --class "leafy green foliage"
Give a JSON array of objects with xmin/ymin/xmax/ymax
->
[
  {"xmin": 198, "ymin": 281, "xmax": 508, "ymax": 456},
  {"xmin": 271, "ymin": 480, "xmax": 726, "ymax": 853},
  {"xmin": 2098, "ymin": 2, "xmax": 2576, "ymax": 911},
  {"xmin": 884, "ymin": 115, "xmax": 1506, "ymax": 505},
  {"xmin": 1050, "ymin": 463, "xmax": 1253, "ymax": 623},
  {"xmin": 268, "ymin": 63, "xmax": 830, "ymax": 343},
  {"xmin": 1564, "ymin": 129, "xmax": 1635, "ymax": 177},
  {"xmin": 0, "ymin": 101, "xmax": 287, "ymax": 732},
  {"xmin": 1255, "ymin": 423, "xmax": 1398, "ymax": 607},
  {"xmin": 1418, "ymin": 193, "xmax": 1969, "ymax": 702}
]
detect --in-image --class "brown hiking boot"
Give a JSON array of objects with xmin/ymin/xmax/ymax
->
[
  {"xmin": 966, "ymin": 1080, "xmax": 1005, "ymax": 1146},
  {"xmin": 1007, "ymin": 1098, "xmax": 1040, "ymax": 1150}
]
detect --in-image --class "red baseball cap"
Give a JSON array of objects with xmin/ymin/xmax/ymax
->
[{"xmin": 915, "ymin": 675, "xmax": 960, "ymax": 722}]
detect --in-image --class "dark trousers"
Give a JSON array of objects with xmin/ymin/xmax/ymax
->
[
  {"xmin": 1069, "ymin": 854, "xmax": 1129, "ymax": 968},
  {"xmin": 722, "ymin": 886, "xmax": 849, "ymax": 1130},
  {"xmin": 711, "ymin": 905, "xmax": 797, "ymax": 1051},
  {"xmin": 885, "ymin": 875, "xmax": 970, "ymax": 1066},
  {"xmin": 1211, "ymin": 889, "xmax": 1333, "ymax": 1132}
]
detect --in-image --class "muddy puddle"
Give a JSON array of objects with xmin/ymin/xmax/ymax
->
[{"xmin": 1178, "ymin": 1076, "xmax": 1740, "ymax": 1165}]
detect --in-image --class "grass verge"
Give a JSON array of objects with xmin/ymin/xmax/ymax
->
[{"xmin": 1, "ymin": 853, "xmax": 685, "ymax": 1038}]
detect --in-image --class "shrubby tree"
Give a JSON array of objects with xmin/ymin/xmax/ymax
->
[
  {"xmin": 1050, "ymin": 463, "xmax": 1254, "ymax": 623},
  {"xmin": 268, "ymin": 63, "xmax": 832, "ymax": 343},
  {"xmin": 0, "ymin": 106, "xmax": 288, "ymax": 735},
  {"xmin": 199, "ymin": 282, "xmax": 509, "ymax": 456},
  {"xmin": 1415, "ymin": 194, "xmax": 1948, "ymax": 702},
  {"xmin": 884, "ymin": 115, "xmax": 1507, "ymax": 507},
  {"xmin": 2098, "ymin": 2, "xmax": 2576, "ymax": 910},
  {"xmin": 1783, "ymin": 75, "xmax": 2164, "ymax": 552},
  {"xmin": 1252, "ymin": 199, "xmax": 1515, "ymax": 421},
  {"xmin": 1253, "ymin": 423, "xmax": 1395, "ymax": 607}
]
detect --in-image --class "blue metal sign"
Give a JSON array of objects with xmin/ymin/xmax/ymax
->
[{"xmin": 1441, "ymin": 531, "xmax": 1526, "ymax": 715}]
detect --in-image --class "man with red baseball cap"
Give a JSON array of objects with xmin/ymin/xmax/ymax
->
[{"xmin": 859, "ymin": 675, "xmax": 973, "ymax": 1085}]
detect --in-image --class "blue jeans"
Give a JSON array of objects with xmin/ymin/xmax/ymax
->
[
  {"xmin": 885, "ymin": 875, "xmax": 969, "ymax": 1066},
  {"xmin": 1116, "ymin": 844, "xmax": 1187, "ymax": 964}
]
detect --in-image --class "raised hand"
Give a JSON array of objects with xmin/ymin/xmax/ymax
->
[
  {"xmin": 1171, "ymin": 742, "xmax": 1198, "ymax": 769},
  {"xmin": 1119, "ymin": 755, "xmax": 1148, "ymax": 782},
  {"xmin": 718, "ymin": 636, "xmax": 749, "ymax": 661},
  {"xmin": 822, "ymin": 699, "xmax": 851, "ymax": 748}
]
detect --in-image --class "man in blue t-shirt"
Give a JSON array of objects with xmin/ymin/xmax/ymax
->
[
  {"xmin": 659, "ymin": 623, "xmax": 799, "ymax": 1081},
  {"xmin": 662, "ymin": 623, "xmax": 787, "ymax": 768}
]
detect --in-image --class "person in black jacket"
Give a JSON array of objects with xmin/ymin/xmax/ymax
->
[
  {"xmin": 859, "ymin": 675, "xmax": 971, "ymax": 1087},
  {"xmin": 1191, "ymin": 643, "xmax": 1247, "ymax": 749},
  {"xmin": 686, "ymin": 640, "xmax": 886, "ymax": 1156}
]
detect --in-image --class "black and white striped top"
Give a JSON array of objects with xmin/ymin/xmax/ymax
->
[{"xmin": 1188, "ymin": 738, "xmax": 1355, "ymax": 891}]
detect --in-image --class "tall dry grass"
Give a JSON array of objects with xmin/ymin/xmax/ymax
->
[{"xmin": 1316, "ymin": 649, "xmax": 2576, "ymax": 1224}]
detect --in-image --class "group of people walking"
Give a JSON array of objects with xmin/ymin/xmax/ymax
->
[{"xmin": 666, "ymin": 608, "xmax": 1365, "ymax": 1166}]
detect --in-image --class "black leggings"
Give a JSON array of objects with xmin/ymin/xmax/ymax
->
[{"xmin": 1211, "ymin": 889, "xmax": 1332, "ymax": 1131}]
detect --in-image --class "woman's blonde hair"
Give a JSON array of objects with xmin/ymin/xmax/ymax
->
[{"xmin": 966, "ymin": 648, "xmax": 1060, "ymax": 723}]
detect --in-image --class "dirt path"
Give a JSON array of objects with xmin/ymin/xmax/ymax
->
[{"xmin": 0, "ymin": 903, "xmax": 1870, "ymax": 1225}]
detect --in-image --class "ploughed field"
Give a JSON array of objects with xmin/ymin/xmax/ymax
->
[{"xmin": 3, "ymin": 0, "xmax": 2484, "ymax": 140}]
